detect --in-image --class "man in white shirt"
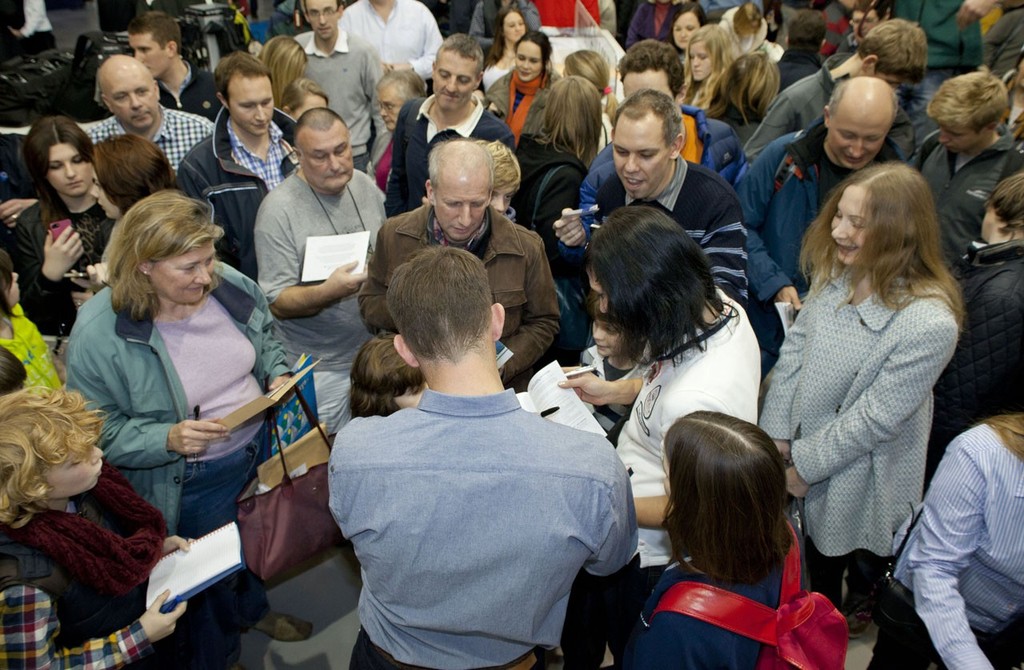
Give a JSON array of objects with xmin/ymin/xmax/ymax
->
[{"xmin": 339, "ymin": 0, "xmax": 442, "ymax": 81}]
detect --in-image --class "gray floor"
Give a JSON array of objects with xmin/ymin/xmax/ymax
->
[{"xmin": 40, "ymin": 4, "xmax": 882, "ymax": 667}]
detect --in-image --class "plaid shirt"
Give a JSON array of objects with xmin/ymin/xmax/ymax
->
[
  {"xmin": 89, "ymin": 107, "xmax": 214, "ymax": 172},
  {"xmin": 1, "ymin": 584, "xmax": 153, "ymax": 668},
  {"xmin": 227, "ymin": 120, "xmax": 288, "ymax": 191}
]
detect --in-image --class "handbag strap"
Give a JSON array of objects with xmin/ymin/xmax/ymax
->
[
  {"xmin": 652, "ymin": 523, "xmax": 803, "ymax": 646},
  {"xmin": 267, "ymin": 383, "xmax": 331, "ymax": 483}
]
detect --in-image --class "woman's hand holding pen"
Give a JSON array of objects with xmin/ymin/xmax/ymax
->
[{"xmin": 166, "ymin": 418, "xmax": 229, "ymax": 457}]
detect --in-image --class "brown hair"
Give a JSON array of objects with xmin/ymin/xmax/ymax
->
[
  {"xmin": 93, "ymin": 135, "xmax": 176, "ymax": 216},
  {"xmin": 127, "ymin": 10, "xmax": 181, "ymax": 49},
  {"xmin": 281, "ymin": 77, "xmax": 330, "ymax": 116},
  {"xmin": 541, "ymin": 76, "xmax": 603, "ymax": 167},
  {"xmin": 440, "ymin": 32, "xmax": 485, "ymax": 73},
  {"xmin": 260, "ymin": 36, "xmax": 308, "ymax": 107},
  {"xmin": 800, "ymin": 162, "xmax": 964, "ymax": 323},
  {"xmin": 0, "ymin": 389, "xmax": 103, "ymax": 528},
  {"xmin": 215, "ymin": 51, "xmax": 273, "ymax": 101},
  {"xmin": 0, "ymin": 347, "xmax": 26, "ymax": 395},
  {"xmin": 785, "ymin": 9, "xmax": 825, "ymax": 52},
  {"xmin": 926, "ymin": 71, "xmax": 1008, "ymax": 132},
  {"xmin": 987, "ymin": 172, "xmax": 1024, "ymax": 235},
  {"xmin": 614, "ymin": 89, "xmax": 682, "ymax": 149},
  {"xmin": 664, "ymin": 411, "xmax": 791, "ymax": 583},
  {"xmin": 350, "ymin": 334, "xmax": 426, "ymax": 418},
  {"xmin": 856, "ymin": 18, "xmax": 926, "ymax": 84},
  {"xmin": 386, "ymin": 247, "xmax": 494, "ymax": 362},
  {"xmin": 619, "ymin": 39, "xmax": 686, "ymax": 98},
  {"xmin": 705, "ymin": 51, "xmax": 779, "ymax": 124},
  {"xmin": 106, "ymin": 191, "xmax": 223, "ymax": 321},
  {"xmin": 984, "ymin": 413, "xmax": 1024, "ymax": 462},
  {"xmin": 22, "ymin": 115, "xmax": 96, "ymax": 225},
  {"xmin": 485, "ymin": 6, "xmax": 526, "ymax": 69},
  {"xmin": 731, "ymin": 2, "xmax": 762, "ymax": 39}
]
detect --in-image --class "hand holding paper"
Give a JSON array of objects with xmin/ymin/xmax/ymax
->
[{"xmin": 301, "ymin": 232, "xmax": 371, "ymax": 283}]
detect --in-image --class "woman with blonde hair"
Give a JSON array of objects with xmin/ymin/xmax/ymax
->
[
  {"xmin": 563, "ymin": 49, "xmax": 617, "ymax": 149},
  {"xmin": 705, "ymin": 51, "xmax": 780, "ymax": 144},
  {"xmin": 259, "ymin": 35, "xmax": 308, "ymax": 107},
  {"xmin": 760, "ymin": 162, "xmax": 962, "ymax": 623},
  {"xmin": 681, "ymin": 25, "xmax": 734, "ymax": 109},
  {"xmin": 0, "ymin": 388, "xmax": 187, "ymax": 666},
  {"xmin": 66, "ymin": 191, "xmax": 306, "ymax": 668},
  {"xmin": 280, "ymin": 77, "xmax": 329, "ymax": 120}
]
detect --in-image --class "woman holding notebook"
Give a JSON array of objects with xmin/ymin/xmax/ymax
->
[
  {"xmin": 0, "ymin": 388, "xmax": 186, "ymax": 668},
  {"xmin": 65, "ymin": 191, "xmax": 307, "ymax": 668}
]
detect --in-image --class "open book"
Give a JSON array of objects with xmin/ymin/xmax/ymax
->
[
  {"xmin": 516, "ymin": 360, "xmax": 605, "ymax": 435},
  {"xmin": 301, "ymin": 231, "xmax": 371, "ymax": 283},
  {"xmin": 147, "ymin": 522, "xmax": 243, "ymax": 612},
  {"xmin": 217, "ymin": 362, "xmax": 318, "ymax": 431}
]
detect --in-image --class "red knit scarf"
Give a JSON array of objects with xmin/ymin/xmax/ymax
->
[
  {"xmin": 508, "ymin": 70, "xmax": 546, "ymax": 145},
  {"xmin": 0, "ymin": 462, "xmax": 166, "ymax": 596}
]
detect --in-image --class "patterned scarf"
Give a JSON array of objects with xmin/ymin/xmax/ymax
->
[
  {"xmin": 1, "ymin": 462, "xmax": 166, "ymax": 596},
  {"xmin": 429, "ymin": 209, "xmax": 491, "ymax": 257}
]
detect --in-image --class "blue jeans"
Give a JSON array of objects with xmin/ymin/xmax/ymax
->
[{"xmin": 177, "ymin": 441, "xmax": 269, "ymax": 669}]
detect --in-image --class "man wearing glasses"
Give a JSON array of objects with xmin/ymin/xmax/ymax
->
[{"xmin": 296, "ymin": 0, "xmax": 385, "ymax": 173}]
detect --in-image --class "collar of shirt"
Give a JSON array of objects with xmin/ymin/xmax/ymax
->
[
  {"xmin": 227, "ymin": 119, "xmax": 287, "ymax": 187},
  {"xmin": 417, "ymin": 95, "xmax": 485, "ymax": 142},
  {"xmin": 624, "ymin": 156, "xmax": 688, "ymax": 210},
  {"xmin": 303, "ymin": 29, "xmax": 350, "ymax": 57}
]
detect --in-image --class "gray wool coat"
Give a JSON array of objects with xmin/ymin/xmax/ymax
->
[{"xmin": 760, "ymin": 277, "xmax": 959, "ymax": 557}]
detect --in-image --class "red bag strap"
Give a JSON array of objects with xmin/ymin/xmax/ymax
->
[{"xmin": 651, "ymin": 523, "xmax": 804, "ymax": 647}]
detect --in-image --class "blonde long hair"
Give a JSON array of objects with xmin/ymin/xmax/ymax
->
[
  {"xmin": 682, "ymin": 25, "xmax": 734, "ymax": 109},
  {"xmin": 260, "ymin": 36, "xmax": 308, "ymax": 107},
  {"xmin": 984, "ymin": 414, "xmax": 1024, "ymax": 462},
  {"xmin": 563, "ymin": 50, "xmax": 618, "ymax": 124},
  {"xmin": 106, "ymin": 192, "xmax": 223, "ymax": 322},
  {"xmin": 800, "ymin": 163, "xmax": 963, "ymax": 324}
]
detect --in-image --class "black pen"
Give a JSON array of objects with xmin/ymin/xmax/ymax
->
[
  {"xmin": 189, "ymin": 405, "xmax": 201, "ymax": 462},
  {"xmin": 540, "ymin": 407, "xmax": 560, "ymax": 418}
]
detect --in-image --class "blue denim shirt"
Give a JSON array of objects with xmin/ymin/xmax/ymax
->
[{"xmin": 329, "ymin": 389, "xmax": 637, "ymax": 668}]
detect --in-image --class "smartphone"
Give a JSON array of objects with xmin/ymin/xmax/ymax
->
[{"xmin": 49, "ymin": 219, "xmax": 72, "ymax": 241}]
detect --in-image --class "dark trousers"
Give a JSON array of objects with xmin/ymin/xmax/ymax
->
[
  {"xmin": 805, "ymin": 536, "xmax": 886, "ymax": 610},
  {"xmin": 870, "ymin": 614, "xmax": 1024, "ymax": 670},
  {"xmin": 350, "ymin": 628, "xmax": 543, "ymax": 670}
]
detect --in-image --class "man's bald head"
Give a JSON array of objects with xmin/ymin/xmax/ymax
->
[
  {"xmin": 822, "ymin": 76, "xmax": 897, "ymax": 170},
  {"xmin": 98, "ymin": 55, "xmax": 163, "ymax": 140}
]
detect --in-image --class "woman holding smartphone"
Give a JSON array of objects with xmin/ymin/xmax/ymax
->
[{"xmin": 14, "ymin": 116, "xmax": 112, "ymax": 336}]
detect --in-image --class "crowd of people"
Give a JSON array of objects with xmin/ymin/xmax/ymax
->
[{"xmin": 0, "ymin": 0, "xmax": 1022, "ymax": 668}]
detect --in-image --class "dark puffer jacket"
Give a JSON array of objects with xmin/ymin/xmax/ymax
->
[{"xmin": 927, "ymin": 239, "xmax": 1024, "ymax": 485}]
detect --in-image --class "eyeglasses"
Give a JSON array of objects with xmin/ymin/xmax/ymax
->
[
  {"xmin": 305, "ymin": 6, "xmax": 337, "ymax": 19},
  {"xmin": 379, "ymin": 101, "xmax": 399, "ymax": 113}
]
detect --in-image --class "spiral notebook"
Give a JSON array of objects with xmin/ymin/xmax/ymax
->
[{"xmin": 146, "ymin": 522, "xmax": 244, "ymax": 612}]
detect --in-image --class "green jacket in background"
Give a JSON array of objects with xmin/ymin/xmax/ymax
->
[
  {"xmin": 66, "ymin": 264, "xmax": 290, "ymax": 534},
  {"xmin": 895, "ymin": 0, "xmax": 982, "ymax": 68}
]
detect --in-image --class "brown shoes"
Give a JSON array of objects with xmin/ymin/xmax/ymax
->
[{"xmin": 251, "ymin": 611, "xmax": 313, "ymax": 642}]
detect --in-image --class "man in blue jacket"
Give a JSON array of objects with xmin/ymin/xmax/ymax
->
[{"xmin": 738, "ymin": 76, "xmax": 902, "ymax": 376}]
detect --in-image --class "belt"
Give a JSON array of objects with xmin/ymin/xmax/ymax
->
[{"xmin": 370, "ymin": 641, "xmax": 535, "ymax": 670}]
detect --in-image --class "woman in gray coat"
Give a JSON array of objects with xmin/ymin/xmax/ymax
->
[{"xmin": 760, "ymin": 163, "xmax": 962, "ymax": 622}]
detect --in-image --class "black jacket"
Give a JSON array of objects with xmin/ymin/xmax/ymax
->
[
  {"xmin": 511, "ymin": 135, "xmax": 587, "ymax": 277},
  {"xmin": 159, "ymin": 64, "xmax": 220, "ymax": 122},
  {"xmin": 928, "ymin": 239, "xmax": 1024, "ymax": 484}
]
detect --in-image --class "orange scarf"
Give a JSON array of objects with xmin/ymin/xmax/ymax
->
[{"xmin": 507, "ymin": 71, "xmax": 546, "ymax": 145}]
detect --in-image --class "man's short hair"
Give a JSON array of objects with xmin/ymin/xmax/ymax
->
[
  {"xmin": 856, "ymin": 18, "xmax": 926, "ymax": 84},
  {"xmin": 437, "ymin": 33, "xmax": 485, "ymax": 74},
  {"xmin": 618, "ymin": 39, "xmax": 685, "ymax": 98},
  {"xmin": 215, "ymin": 52, "xmax": 273, "ymax": 101},
  {"xmin": 387, "ymin": 247, "xmax": 494, "ymax": 362},
  {"xmin": 927, "ymin": 71, "xmax": 1009, "ymax": 132},
  {"xmin": 428, "ymin": 139, "xmax": 494, "ymax": 191},
  {"xmin": 786, "ymin": 9, "xmax": 825, "ymax": 52},
  {"xmin": 127, "ymin": 11, "xmax": 181, "ymax": 48},
  {"xmin": 614, "ymin": 89, "xmax": 683, "ymax": 148},
  {"xmin": 295, "ymin": 106, "xmax": 346, "ymax": 133}
]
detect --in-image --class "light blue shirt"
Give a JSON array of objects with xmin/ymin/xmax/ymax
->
[
  {"xmin": 329, "ymin": 389, "xmax": 637, "ymax": 668},
  {"xmin": 895, "ymin": 423, "xmax": 1024, "ymax": 669},
  {"xmin": 700, "ymin": 0, "xmax": 761, "ymax": 13}
]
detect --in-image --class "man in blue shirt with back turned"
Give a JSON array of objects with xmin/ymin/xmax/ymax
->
[{"xmin": 329, "ymin": 245, "xmax": 637, "ymax": 669}]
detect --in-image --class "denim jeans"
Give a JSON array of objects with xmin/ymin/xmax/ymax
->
[{"xmin": 176, "ymin": 440, "xmax": 270, "ymax": 669}]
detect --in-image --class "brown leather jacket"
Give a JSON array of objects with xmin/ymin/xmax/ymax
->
[{"xmin": 359, "ymin": 205, "xmax": 560, "ymax": 388}]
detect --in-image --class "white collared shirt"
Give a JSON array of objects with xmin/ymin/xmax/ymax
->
[
  {"xmin": 416, "ymin": 95, "xmax": 485, "ymax": 143},
  {"xmin": 339, "ymin": 0, "xmax": 442, "ymax": 80},
  {"xmin": 298, "ymin": 28, "xmax": 350, "ymax": 57}
]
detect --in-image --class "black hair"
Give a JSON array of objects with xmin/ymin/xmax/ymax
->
[{"xmin": 586, "ymin": 206, "xmax": 723, "ymax": 366}]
